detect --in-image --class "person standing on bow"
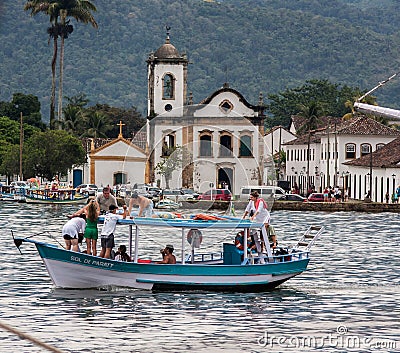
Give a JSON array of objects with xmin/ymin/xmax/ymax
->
[{"xmin": 242, "ymin": 191, "xmax": 277, "ymax": 250}]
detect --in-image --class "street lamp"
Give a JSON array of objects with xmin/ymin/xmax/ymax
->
[{"xmin": 392, "ymin": 174, "xmax": 396, "ymax": 200}]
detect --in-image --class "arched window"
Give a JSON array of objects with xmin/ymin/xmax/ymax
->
[
  {"xmin": 162, "ymin": 133, "xmax": 176, "ymax": 157},
  {"xmin": 345, "ymin": 143, "xmax": 356, "ymax": 159},
  {"xmin": 219, "ymin": 133, "xmax": 233, "ymax": 157},
  {"xmin": 361, "ymin": 143, "xmax": 371, "ymax": 157},
  {"xmin": 199, "ymin": 133, "xmax": 212, "ymax": 157},
  {"xmin": 163, "ymin": 74, "xmax": 174, "ymax": 99},
  {"xmin": 239, "ymin": 135, "xmax": 252, "ymax": 157},
  {"xmin": 376, "ymin": 143, "xmax": 385, "ymax": 150}
]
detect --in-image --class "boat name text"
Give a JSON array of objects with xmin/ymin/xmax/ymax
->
[{"xmin": 70, "ymin": 256, "xmax": 114, "ymax": 268}]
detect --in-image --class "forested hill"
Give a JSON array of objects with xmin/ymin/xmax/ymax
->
[{"xmin": 1, "ymin": 0, "xmax": 400, "ymax": 122}]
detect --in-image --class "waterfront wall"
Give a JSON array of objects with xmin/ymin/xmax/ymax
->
[{"xmin": 181, "ymin": 200, "xmax": 400, "ymax": 213}]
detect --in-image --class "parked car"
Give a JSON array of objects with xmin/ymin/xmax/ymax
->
[
  {"xmin": 161, "ymin": 189, "xmax": 196, "ymax": 201},
  {"xmin": 180, "ymin": 188, "xmax": 199, "ymax": 199},
  {"xmin": 307, "ymin": 193, "xmax": 325, "ymax": 202},
  {"xmin": 76, "ymin": 184, "xmax": 98, "ymax": 196},
  {"xmin": 197, "ymin": 189, "xmax": 232, "ymax": 201},
  {"xmin": 284, "ymin": 194, "xmax": 307, "ymax": 202}
]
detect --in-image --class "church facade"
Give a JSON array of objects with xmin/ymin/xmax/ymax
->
[{"xmin": 146, "ymin": 35, "xmax": 269, "ymax": 195}]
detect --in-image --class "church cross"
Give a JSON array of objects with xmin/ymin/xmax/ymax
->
[{"xmin": 117, "ymin": 120, "xmax": 125, "ymax": 138}]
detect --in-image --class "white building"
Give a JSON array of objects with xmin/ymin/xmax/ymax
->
[{"xmin": 285, "ymin": 115, "xmax": 400, "ymax": 199}]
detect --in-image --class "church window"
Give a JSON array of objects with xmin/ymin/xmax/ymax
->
[
  {"xmin": 162, "ymin": 133, "xmax": 176, "ymax": 157},
  {"xmin": 376, "ymin": 143, "xmax": 385, "ymax": 150},
  {"xmin": 200, "ymin": 133, "xmax": 212, "ymax": 157},
  {"xmin": 219, "ymin": 133, "xmax": 233, "ymax": 157},
  {"xmin": 219, "ymin": 100, "xmax": 233, "ymax": 114},
  {"xmin": 239, "ymin": 135, "xmax": 252, "ymax": 157},
  {"xmin": 163, "ymin": 74, "xmax": 174, "ymax": 99}
]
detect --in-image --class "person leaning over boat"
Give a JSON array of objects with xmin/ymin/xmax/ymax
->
[
  {"xmin": 156, "ymin": 244, "xmax": 176, "ymax": 264},
  {"xmin": 82, "ymin": 199, "xmax": 100, "ymax": 256},
  {"xmin": 242, "ymin": 191, "xmax": 277, "ymax": 250},
  {"xmin": 96, "ymin": 186, "xmax": 118, "ymax": 214},
  {"xmin": 99, "ymin": 204, "xmax": 127, "ymax": 259},
  {"xmin": 127, "ymin": 192, "xmax": 154, "ymax": 218},
  {"xmin": 62, "ymin": 214, "xmax": 86, "ymax": 252}
]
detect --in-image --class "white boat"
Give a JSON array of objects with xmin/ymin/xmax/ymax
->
[
  {"xmin": 155, "ymin": 199, "xmax": 181, "ymax": 210},
  {"xmin": 14, "ymin": 216, "xmax": 323, "ymax": 292}
]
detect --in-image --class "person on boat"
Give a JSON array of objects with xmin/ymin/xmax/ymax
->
[
  {"xmin": 242, "ymin": 191, "xmax": 277, "ymax": 250},
  {"xmin": 157, "ymin": 244, "xmax": 176, "ymax": 264},
  {"xmin": 99, "ymin": 204, "xmax": 127, "ymax": 259},
  {"xmin": 114, "ymin": 244, "xmax": 131, "ymax": 262},
  {"xmin": 62, "ymin": 214, "xmax": 86, "ymax": 252},
  {"xmin": 81, "ymin": 199, "xmax": 101, "ymax": 256},
  {"xmin": 128, "ymin": 192, "xmax": 154, "ymax": 218},
  {"xmin": 96, "ymin": 186, "xmax": 118, "ymax": 214}
]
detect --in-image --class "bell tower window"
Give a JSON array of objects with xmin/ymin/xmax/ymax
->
[{"xmin": 163, "ymin": 74, "xmax": 174, "ymax": 99}]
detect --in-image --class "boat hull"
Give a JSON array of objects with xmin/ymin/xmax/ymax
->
[
  {"xmin": 25, "ymin": 195, "xmax": 89, "ymax": 204},
  {"xmin": 35, "ymin": 242, "xmax": 309, "ymax": 292}
]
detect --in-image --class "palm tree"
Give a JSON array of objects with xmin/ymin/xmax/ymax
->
[
  {"xmin": 57, "ymin": 1, "xmax": 97, "ymax": 126},
  {"xmin": 24, "ymin": 1, "xmax": 60, "ymax": 129},
  {"xmin": 297, "ymin": 101, "xmax": 324, "ymax": 192},
  {"xmin": 61, "ymin": 104, "xmax": 84, "ymax": 134},
  {"xmin": 82, "ymin": 111, "xmax": 112, "ymax": 139},
  {"xmin": 24, "ymin": 0, "xmax": 97, "ymax": 129}
]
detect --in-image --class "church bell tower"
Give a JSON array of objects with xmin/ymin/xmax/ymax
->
[{"xmin": 147, "ymin": 29, "xmax": 188, "ymax": 118}]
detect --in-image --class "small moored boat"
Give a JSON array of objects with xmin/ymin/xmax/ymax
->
[
  {"xmin": 13, "ymin": 217, "xmax": 323, "ymax": 292},
  {"xmin": 24, "ymin": 189, "xmax": 89, "ymax": 204}
]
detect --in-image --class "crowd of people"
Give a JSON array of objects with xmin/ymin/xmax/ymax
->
[{"xmin": 62, "ymin": 187, "xmax": 277, "ymax": 264}]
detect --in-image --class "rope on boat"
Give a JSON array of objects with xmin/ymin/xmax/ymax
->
[{"xmin": 0, "ymin": 321, "xmax": 65, "ymax": 353}]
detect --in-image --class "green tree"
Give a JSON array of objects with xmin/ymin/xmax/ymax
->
[
  {"xmin": 82, "ymin": 110, "xmax": 112, "ymax": 138},
  {"xmin": 296, "ymin": 101, "xmax": 325, "ymax": 191},
  {"xmin": 56, "ymin": 1, "xmax": 98, "ymax": 124},
  {"xmin": 85, "ymin": 104, "xmax": 145, "ymax": 138},
  {"xmin": 24, "ymin": 0, "xmax": 61, "ymax": 129},
  {"xmin": 267, "ymin": 80, "xmax": 360, "ymax": 128},
  {"xmin": 0, "ymin": 143, "xmax": 20, "ymax": 179},
  {"xmin": 24, "ymin": 130, "xmax": 86, "ymax": 180}
]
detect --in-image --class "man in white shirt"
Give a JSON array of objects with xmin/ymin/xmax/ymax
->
[{"xmin": 99, "ymin": 204, "xmax": 127, "ymax": 259}]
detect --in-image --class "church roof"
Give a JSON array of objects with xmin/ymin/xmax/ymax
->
[{"xmin": 154, "ymin": 36, "xmax": 180, "ymax": 59}]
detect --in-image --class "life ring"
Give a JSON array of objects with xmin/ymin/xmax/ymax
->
[{"xmin": 187, "ymin": 228, "xmax": 203, "ymax": 248}]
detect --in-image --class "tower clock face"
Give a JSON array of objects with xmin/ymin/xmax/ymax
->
[{"xmin": 164, "ymin": 104, "xmax": 172, "ymax": 112}]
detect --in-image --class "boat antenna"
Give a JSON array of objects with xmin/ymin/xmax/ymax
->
[{"xmin": 357, "ymin": 71, "xmax": 400, "ymax": 102}]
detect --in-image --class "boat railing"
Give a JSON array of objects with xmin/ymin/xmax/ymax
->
[
  {"xmin": 185, "ymin": 251, "xmax": 223, "ymax": 263},
  {"xmin": 243, "ymin": 249, "xmax": 310, "ymax": 265}
]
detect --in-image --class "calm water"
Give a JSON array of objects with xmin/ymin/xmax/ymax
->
[{"xmin": 0, "ymin": 202, "xmax": 399, "ymax": 353}]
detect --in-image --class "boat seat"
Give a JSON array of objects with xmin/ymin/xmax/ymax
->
[{"xmin": 223, "ymin": 243, "xmax": 242, "ymax": 265}]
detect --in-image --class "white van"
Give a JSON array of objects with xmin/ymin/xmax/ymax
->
[{"xmin": 239, "ymin": 185, "xmax": 286, "ymax": 200}]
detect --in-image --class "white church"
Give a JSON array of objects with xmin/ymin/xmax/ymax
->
[{"xmin": 72, "ymin": 34, "xmax": 270, "ymax": 195}]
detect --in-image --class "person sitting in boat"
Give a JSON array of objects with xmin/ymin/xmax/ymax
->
[
  {"xmin": 128, "ymin": 192, "xmax": 154, "ymax": 218},
  {"xmin": 156, "ymin": 244, "xmax": 176, "ymax": 264},
  {"xmin": 114, "ymin": 244, "xmax": 131, "ymax": 262},
  {"xmin": 242, "ymin": 191, "xmax": 278, "ymax": 250},
  {"xmin": 62, "ymin": 214, "xmax": 86, "ymax": 252},
  {"xmin": 99, "ymin": 204, "xmax": 127, "ymax": 259},
  {"xmin": 234, "ymin": 230, "xmax": 257, "ymax": 257},
  {"xmin": 96, "ymin": 187, "xmax": 118, "ymax": 214}
]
